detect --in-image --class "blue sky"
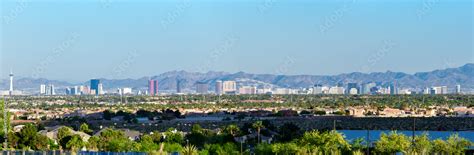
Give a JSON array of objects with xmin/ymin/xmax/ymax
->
[{"xmin": 1, "ymin": 0, "xmax": 473, "ymax": 82}]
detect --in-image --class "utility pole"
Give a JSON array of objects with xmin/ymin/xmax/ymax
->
[
  {"xmin": 412, "ymin": 117, "xmax": 416, "ymax": 146},
  {"xmin": 240, "ymin": 139, "xmax": 243, "ymax": 155},
  {"xmin": 366, "ymin": 129, "xmax": 370, "ymax": 155},
  {"xmin": 3, "ymin": 97, "xmax": 8, "ymax": 150}
]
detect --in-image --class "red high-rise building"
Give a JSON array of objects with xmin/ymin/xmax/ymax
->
[{"xmin": 148, "ymin": 80, "xmax": 159, "ymax": 96}]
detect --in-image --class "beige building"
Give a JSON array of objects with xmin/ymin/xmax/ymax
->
[{"xmin": 223, "ymin": 81, "xmax": 237, "ymax": 93}]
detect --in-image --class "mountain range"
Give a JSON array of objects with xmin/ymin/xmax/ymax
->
[{"xmin": 1, "ymin": 63, "xmax": 473, "ymax": 93}]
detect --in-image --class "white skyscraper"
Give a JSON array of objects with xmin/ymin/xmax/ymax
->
[
  {"xmin": 46, "ymin": 84, "xmax": 55, "ymax": 95},
  {"xmin": 441, "ymin": 86, "xmax": 448, "ymax": 94},
  {"xmin": 40, "ymin": 84, "xmax": 46, "ymax": 95},
  {"xmin": 9, "ymin": 70, "xmax": 13, "ymax": 95},
  {"xmin": 98, "ymin": 83, "xmax": 104, "ymax": 95},
  {"xmin": 456, "ymin": 85, "xmax": 461, "ymax": 94}
]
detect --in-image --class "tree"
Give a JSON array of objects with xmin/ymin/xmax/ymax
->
[
  {"xmin": 374, "ymin": 131, "xmax": 411, "ymax": 154},
  {"xmin": 432, "ymin": 139, "xmax": 449, "ymax": 154},
  {"xmin": 186, "ymin": 125, "xmax": 206, "ymax": 147},
  {"xmin": 79, "ymin": 123, "xmax": 93, "ymax": 135},
  {"xmin": 0, "ymin": 100, "xmax": 11, "ymax": 139},
  {"xmin": 163, "ymin": 128, "xmax": 184, "ymax": 144},
  {"xmin": 7, "ymin": 132, "xmax": 19, "ymax": 149},
  {"xmin": 96, "ymin": 128, "xmax": 136, "ymax": 152},
  {"xmin": 278, "ymin": 122, "xmax": 301, "ymax": 142},
  {"xmin": 298, "ymin": 130, "xmax": 351, "ymax": 154},
  {"xmin": 103, "ymin": 110, "xmax": 114, "ymax": 120},
  {"xmin": 351, "ymin": 138, "xmax": 366, "ymax": 152},
  {"xmin": 410, "ymin": 133, "xmax": 432, "ymax": 154},
  {"xmin": 163, "ymin": 142, "xmax": 183, "ymax": 154},
  {"xmin": 203, "ymin": 143, "xmax": 239, "ymax": 155},
  {"xmin": 139, "ymin": 135, "xmax": 159, "ymax": 152},
  {"xmin": 182, "ymin": 145, "xmax": 199, "ymax": 155},
  {"xmin": 86, "ymin": 136, "xmax": 100, "ymax": 151},
  {"xmin": 32, "ymin": 133, "xmax": 49, "ymax": 151},
  {"xmin": 64, "ymin": 134, "xmax": 85, "ymax": 151},
  {"xmin": 271, "ymin": 142, "xmax": 299, "ymax": 155},
  {"xmin": 445, "ymin": 134, "xmax": 472, "ymax": 154},
  {"xmin": 225, "ymin": 124, "xmax": 240, "ymax": 137},
  {"xmin": 255, "ymin": 143, "xmax": 272, "ymax": 155},
  {"xmin": 57, "ymin": 126, "xmax": 73, "ymax": 149},
  {"xmin": 57, "ymin": 126, "xmax": 73, "ymax": 142},
  {"xmin": 18, "ymin": 123, "xmax": 38, "ymax": 149},
  {"xmin": 252, "ymin": 121, "xmax": 264, "ymax": 143}
]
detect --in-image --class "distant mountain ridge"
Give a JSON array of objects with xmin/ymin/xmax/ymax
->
[{"xmin": 1, "ymin": 63, "xmax": 473, "ymax": 93}]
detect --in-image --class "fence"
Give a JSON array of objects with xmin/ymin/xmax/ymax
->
[{"xmin": 1, "ymin": 151, "xmax": 147, "ymax": 155}]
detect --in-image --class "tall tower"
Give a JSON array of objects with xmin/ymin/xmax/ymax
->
[
  {"xmin": 9, "ymin": 70, "xmax": 13, "ymax": 96},
  {"xmin": 176, "ymin": 79, "xmax": 182, "ymax": 93}
]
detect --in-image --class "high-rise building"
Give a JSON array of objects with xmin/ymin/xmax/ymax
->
[
  {"xmin": 90, "ymin": 79, "xmax": 101, "ymax": 95},
  {"xmin": 72, "ymin": 86, "xmax": 80, "ymax": 95},
  {"xmin": 349, "ymin": 88, "xmax": 358, "ymax": 95},
  {"xmin": 122, "ymin": 88, "xmax": 132, "ymax": 94},
  {"xmin": 117, "ymin": 88, "xmax": 122, "ymax": 95},
  {"xmin": 456, "ymin": 85, "xmax": 461, "ymax": 94},
  {"xmin": 424, "ymin": 87, "xmax": 431, "ymax": 94},
  {"xmin": 362, "ymin": 82, "xmax": 376, "ymax": 95},
  {"xmin": 347, "ymin": 83, "xmax": 358, "ymax": 94},
  {"xmin": 80, "ymin": 86, "xmax": 90, "ymax": 95},
  {"xmin": 196, "ymin": 81, "xmax": 209, "ymax": 94},
  {"xmin": 223, "ymin": 81, "xmax": 237, "ymax": 94},
  {"xmin": 239, "ymin": 86, "xmax": 257, "ymax": 94},
  {"xmin": 46, "ymin": 84, "xmax": 55, "ymax": 95},
  {"xmin": 40, "ymin": 84, "xmax": 46, "ymax": 95},
  {"xmin": 215, "ymin": 80, "xmax": 223, "ymax": 95},
  {"xmin": 329, "ymin": 87, "xmax": 344, "ymax": 94},
  {"xmin": 313, "ymin": 84, "xmax": 323, "ymax": 94},
  {"xmin": 430, "ymin": 86, "xmax": 447, "ymax": 95},
  {"xmin": 148, "ymin": 80, "xmax": 159, "ymax": 96},
  {"xmin": 176, "ymin": 79, "xmax": 183, "ymax": 93},
  {"xmin": 441, "ymin": 86, "xmax": 448, "ymax": 94},
  {"xmin": 9, "ymin": 70, "xmax": 14, "ymax": 96},
  {"xmin": 388, "ymin": 82, "xmax": 399, "ymax": 95},
  {"xmin": 98, "ymin": 83, "xmax": 104, "ymax": 95},
  {"xmin": 66, "ymin": 87, "xmax": 72, "ymax": 95}
]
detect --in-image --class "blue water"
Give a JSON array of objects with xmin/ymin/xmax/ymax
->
[{"xmin": 339, "ymin": 130, "xmax": 474, "ymax": 142}]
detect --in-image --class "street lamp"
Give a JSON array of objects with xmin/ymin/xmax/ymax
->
[{"xmin": 333, "ymin": 119, "xmax": 341, "ymax": 130}]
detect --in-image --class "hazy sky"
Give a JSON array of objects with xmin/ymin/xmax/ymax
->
[{"xmin": 1, "ymin": 0, "xmax": 473, "ymax": 82}]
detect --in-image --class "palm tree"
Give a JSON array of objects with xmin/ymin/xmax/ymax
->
[
  {"xmin": 252, "ymin": 121, "xmax": 264, "ymax": 143},
  {"xmin": 182, "ymin": 145, "xmax": 198, "ymax": 155},
  {"xmin": 226, "ymin": 124, "xmax": 240, "ymax": 137}
]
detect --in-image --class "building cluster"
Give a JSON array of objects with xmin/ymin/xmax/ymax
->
[
  {"xmin": 0, "ymin": 69, "xmax": 464, "ymax": 96},
  {"xmin": 41, "ymin": 79, "xmax": 105, "ymax": 96},
  {"xmin": 141, "ymin": 79, "xmax": 466, "ymax": 96},
  {"xmin": 309, "ymin": 83, "xmax": 463, "ymax": 95}
]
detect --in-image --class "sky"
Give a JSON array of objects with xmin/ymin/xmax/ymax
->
[{"xmin": 1, "ymin": 0, "xmax": 473, "ymax": 82}]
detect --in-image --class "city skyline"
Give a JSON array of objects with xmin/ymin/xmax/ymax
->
[
  {"xmin": 1, "ymin": 63, "xmax": 472, "ymax": 95},
  {"xmin": 0, "ymin": 62, "xmax": 472, "ymax": 83},
  {"xmin": 1, "ymin": 0, "xmax": 473, "ymax": 82}
]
